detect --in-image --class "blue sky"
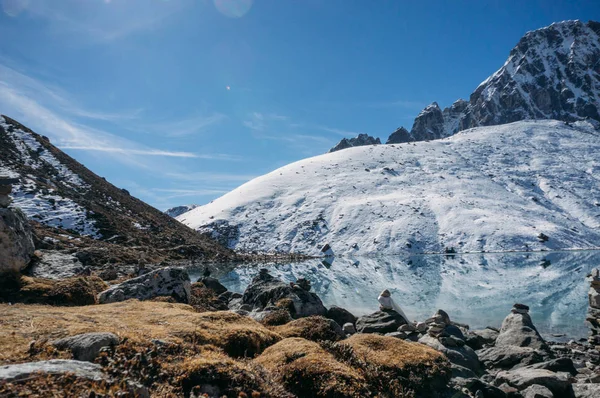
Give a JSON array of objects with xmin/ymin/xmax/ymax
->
[{"xmin": 1, "ymin": 0, "xmax": 598, "ymax": 210}]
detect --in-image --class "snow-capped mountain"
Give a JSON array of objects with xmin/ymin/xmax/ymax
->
[
  {"xmin": 329, "ymin": 133, "xmax": 381, "ymax": 153},
  {"xmin": 179, "ymin": 120, "xmax": 600, "ymax": 256},
  {"xmin": 165, "ymin": 204, "xmax": 199, "ymax": 218},
  {"xmin": 393, "ymin": 20, "xmax": 600, "ymax": 143},
  {"xmin": 0, "ymin": 115, "xmax": 233, "ymax": 260}
]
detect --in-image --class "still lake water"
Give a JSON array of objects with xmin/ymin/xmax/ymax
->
[{"xmin": 190, "ymin": 250, "xmax": 600, "ymax": 340}]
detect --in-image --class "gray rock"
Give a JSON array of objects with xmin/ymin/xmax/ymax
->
[
  {"xmin": 496, "ymin": 311, "xmax": 547, "ymax": 351},
  {"xmin": 478, "ymin": 345, "xmax": 545, "ymax": 370},
  {"xmin": 471, "ymin": 328, "xmax": 500, "ymax": 346},
  {"xmin": 28, "ymin": 251, "xmax": 85, "ymax": 279},
  {"xmin": 419, "ymin": 334, "xmax": 482, "ymax": 375},
  {"xmin": 523, "ymin": 358, "xmax": 578, "ymax": 375},
  {"xmin": 326, "ymin": 305, "xmax": 356, "ymax": 327},
  {"xmin": 52, "ymin": 332, "xmax": 119, "ymax": 362},
  {"xmin": 573, "ymin": 383, "xmax": 600, "ymax": 398},
  {"xmin": 241, "ymin": 271, "xmax": 326, "ymax": 318},
  {"xmin": 0, "ymin": 359, "xmax": 105, "ymax": 382},
  {"xmin": 356, "ymin": 309, "xmax": 407, "ymax": 334},
  {"xmin": 343, "ymin": 322, "xmax": 356, "ymax": 335},
  {"xmin": 0, "ymin": 207, "xmax": 35, "ymax": 273},
  {"xmin": 494, "ymin": 367, "xmax": 573, "ymax": 397},
  {"xmin": 522, "ymin": 384, "xmax": 553, "ymax": 398},
  {"xmin": 98, "ymin": 267, "xmax": 191, "ymax": 304}
]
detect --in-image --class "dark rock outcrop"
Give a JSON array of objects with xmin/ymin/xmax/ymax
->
[
  {"xmin": 355, "ymin": 309, "xmax": 407, "ymax": 334},
  {"xmin": 241, "ymin": 270, "xmax": 326, "ymax": 318},
  {"xmin": 329, "ymin": 133, "xmax": 381, "ymax": 153},
  {"xmin": 326, "ymin": 305, "xmax": 357, "ymax": 327},
  {"xmin": 199, "ymin": 277, "xmax": 228, "ymax": 295},
  {"xmin": 0, "ymin": 206, "xmax": 35, "ymax": 273},
  {"xmin": 385, "ymin": 127, "xmax": 412, "ymax": 144}
]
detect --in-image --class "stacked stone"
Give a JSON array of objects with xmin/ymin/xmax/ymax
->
[
  {"xmin": 512, "ymin": 302, "xmax": 530, "ymax": 314},
  {"xmin": 0, "ymin": 178, "xmax": 18, "ymax": 208},
  {"xmin": 586, "ymin": 268, "xmax": 600, "ymax": 346},
  {"xmin": 425, "ymin": 309, "xmax": 451, "ymax": 337}
]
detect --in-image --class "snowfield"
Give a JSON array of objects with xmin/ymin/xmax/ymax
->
[{"xmin": 179, "ymin": 120, "xmax": 600, "ymax": 256}]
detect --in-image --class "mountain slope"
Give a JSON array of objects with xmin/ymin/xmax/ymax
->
[
  {"xmin": 0, "ymin": 115, "xmax": 235, "ymax": 264},
  {"xmin": 179, "ymin": 120, "xmax": 600, "ymax": 256},
  {"xmin": 396, "ymin": 20, "xmax": 600, "ymax": 143}
]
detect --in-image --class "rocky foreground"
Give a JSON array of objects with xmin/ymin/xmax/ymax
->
[{"xmin": 1, "ymin": 265, "xmax": 600, "ymax": 397}]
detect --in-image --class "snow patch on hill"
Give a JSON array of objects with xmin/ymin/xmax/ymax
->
[
  {"xmin": 179, "ymin": 120, "xmax": 600, "ymax": 256},
  {"xmin": 0, "ymin": 116, "xmax": 100, "ymax": 237}
]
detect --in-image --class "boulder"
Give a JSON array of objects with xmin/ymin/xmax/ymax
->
[
  {"xmin": 470, "ymin": 327, "xmax": 500, "ymax": 348},
  {"xmin": 0, "ymin": 207, "xmax": 35, "ymax": 273},
  {"xmin": 522, "ymin": 384, "xmax": 553, "ymax": 398},
  {"xmin": 0, "ymin": 360, "xmax": 105, "ymax": 382},
  {"xmin": 453, "ymin": 378, "xmax": 507, "ymax": 398},
  {"xmin": 419, "ymin": 334, "xmax": 482, "ymax": 375},
  {"xmin": 494, "ymin": 367, "xmax": 574, "ymax": 397},
  {"xmin": 27, "ymin": 251, "xmax": 85, "ymax": 279},
  {"xmin": 496, "ymin": 305, "xmax": 547, "ymax": 351},
  {"xmin": 199, "ymin": 277, "xmax": 227, "ymax": 295},
  {"xmin": 52, "ymin": 332, "xmax": 119, "ymax": 362},
  {"xmin": 98, "ymin": 267, "xmax": 191, "ymax": 304},
  {"xmin": 478, "ymin": 346, "xmax": 545, "ymax": 370},
  {"xmin": 326, "ymin": 305, "xmax": 357, "ymax": 326},
  {"xmin": 572, "ymin": 383, "xmax": 600, "ymax": 398},
  {"xmin": 241, "ymin": 270, "xmax": 326, "ymax": 318},
  {"xmin": 356, "ymin": 309, "xmax": 407, "ymax": 334},
  {"xmin": 524, "ymin": 358, "xmax": 578, "ymax": 376}
]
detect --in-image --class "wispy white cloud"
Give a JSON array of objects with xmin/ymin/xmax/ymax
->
[
  {"xmin": 166, "ymin": 171, "xmax": 257, "ymax": 183},
  {"xmin": 0, "ymin": 63, "xmax": 240, "ymax": 166},
  {"xmin": 142, "ymin": 113, "xmax": 227, "ymax": 137},
  {"xmin": 11, "ymin": 0, "xmax": 193, "ymax": 43},
  {"xmin": 316, "ymin": 126, "xmax": 366, "ymax": 137}
]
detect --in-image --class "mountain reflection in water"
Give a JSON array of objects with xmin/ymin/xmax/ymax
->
[{"xmin": 190, "ymin": 251, "xmax": 600, "ymax": 339}]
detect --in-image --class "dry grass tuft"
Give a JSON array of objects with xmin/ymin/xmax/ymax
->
[
  {"xmin": 0, "ymin": 301, "xmax": 280, "ymax": 364},
  {"xmin": 260, "ymin": 309, "xmax": 293, "ymax": 326},
  {"xmin": 254, "ymin": 338, "xmax": 369, "ymax": 397},
  {"xmin": 273, "ymin": 316, "xmax": 343, "ymax": 342},
  {"xmin": 0, "ymin": 272, "xmax": 107, "ymax": 306},
  {"xmin": 335, "ymin": 334, "xmax": 451, "ymax": 396},
  {"xmin": 0, "ymin": 373, "xmax": 137, "ymax": 397},
  {"xmin": 171, "ymin": 349, "xmax": 291, "ymax": 397}
]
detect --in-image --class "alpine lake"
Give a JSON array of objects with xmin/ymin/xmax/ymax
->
[{"xmin": 189, "ymin": 250, "xmax": 600, "ymax": 341}]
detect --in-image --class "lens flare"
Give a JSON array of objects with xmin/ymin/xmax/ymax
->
[{"xmin": 213, "ymin": 0, "xmax": 253, "ymax": 19}]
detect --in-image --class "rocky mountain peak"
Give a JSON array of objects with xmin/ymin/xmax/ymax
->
[
  {"xmin": 384, "ymin": 19, "xmax": 600, "ymax": 145},
  {"xmin": 329, "ymin": 133, "xmax": 381, "ymax": 153},
  {"xmin": 386, "ymin": 127, "xmax": 411, "ymax": 144}
]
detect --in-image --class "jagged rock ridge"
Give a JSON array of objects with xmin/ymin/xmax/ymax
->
[
  {"xmin": 165, "ymin": 204, "xmax": 199, "ymax": 218},
  {"xmin": 391, "ymin": 20, "xmax": 600, "ymax": 143},
  {"xmin": 329, "ymin": 133, "xmax": 381, "ymax": 153}
]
